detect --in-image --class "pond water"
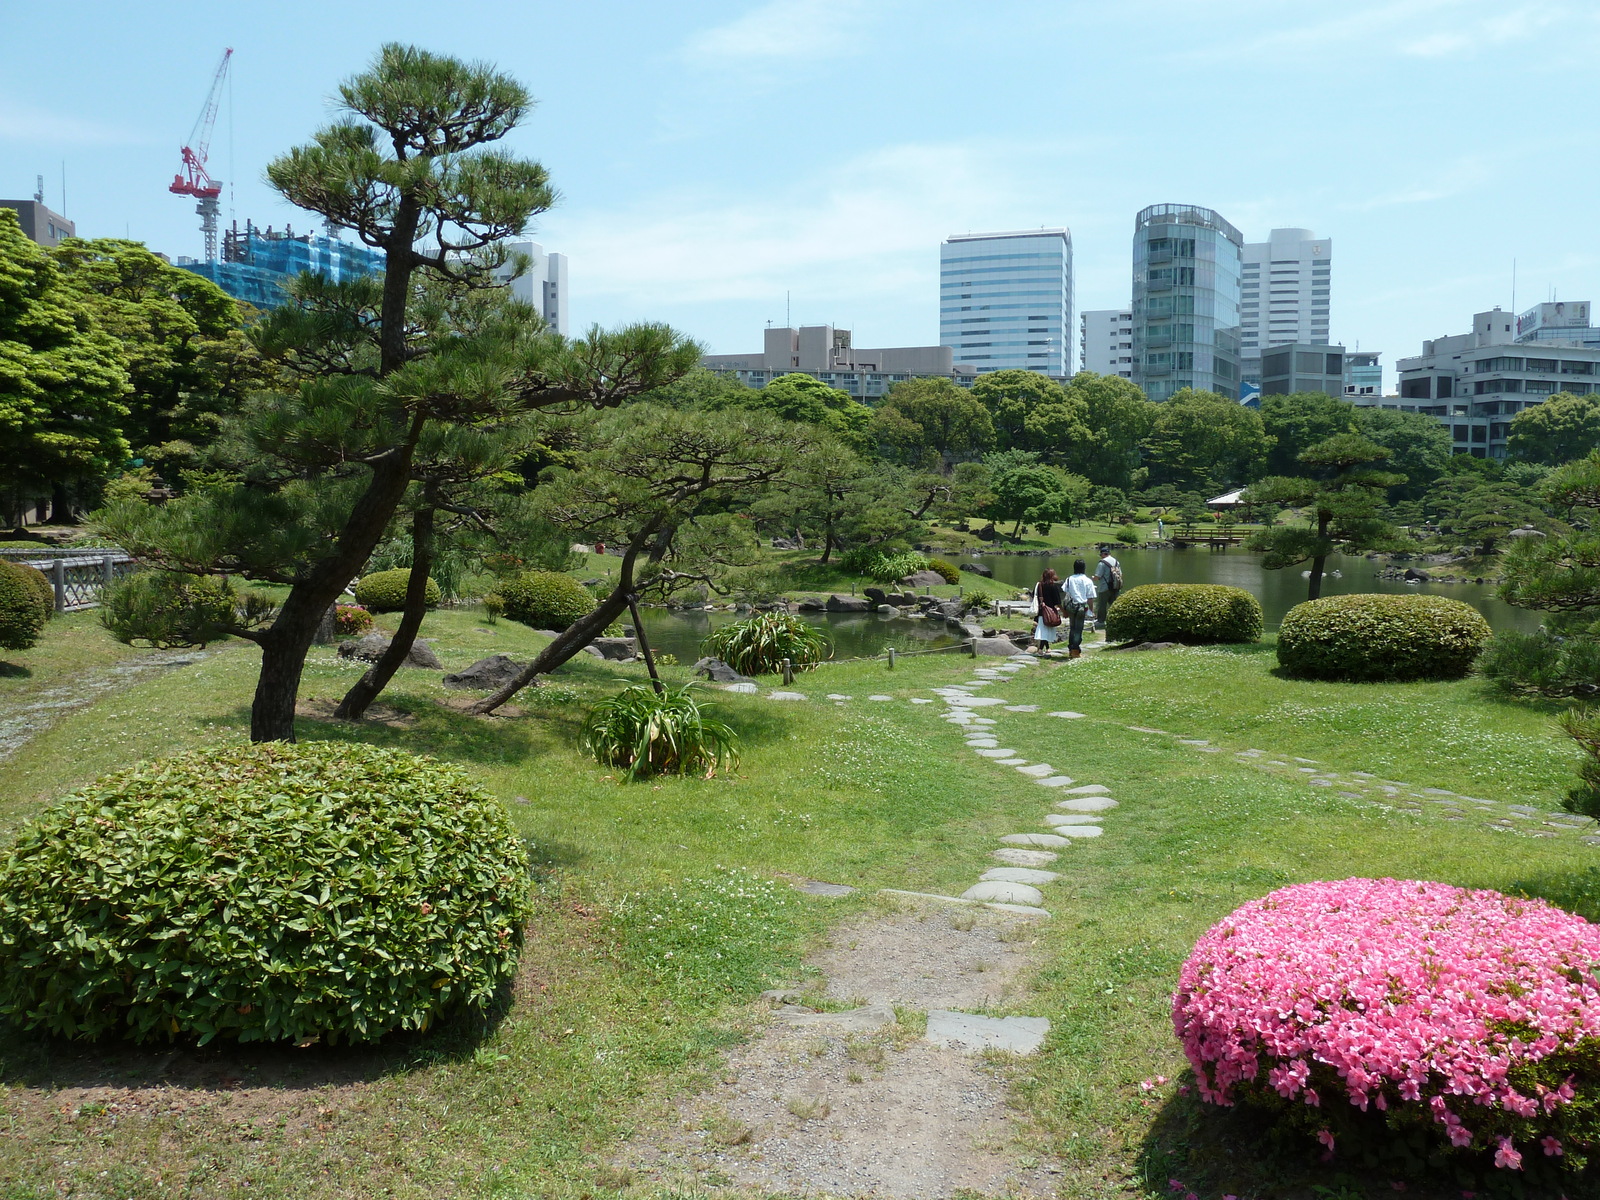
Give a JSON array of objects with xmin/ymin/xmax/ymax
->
[{"xmin": 634, "ymin": 548, "xmax": 1538, "ymax": 665}]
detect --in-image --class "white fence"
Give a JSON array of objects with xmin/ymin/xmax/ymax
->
[{"xmin": 0, "ymin": 548, "xmax": 138, "ymax": 612}]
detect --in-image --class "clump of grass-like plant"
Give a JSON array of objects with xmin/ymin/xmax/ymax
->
[
  {"xmin": 581, "ymin": 684, "xmax": 738, "ymax": 781},
  {"xmin": 700, "ymin": 611, "xmax": 830, "ymax": 676}
]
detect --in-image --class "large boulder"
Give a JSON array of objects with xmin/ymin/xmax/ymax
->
[
  {"xmin": 960, "ymin": 562, "xmax": 994, "ymax": 578},
  {"xmin": 900, "ymin": 570, "xmax": 945, "ymax": 588},
  {"xmin": 826, "ymin": 594, "xmax": 872, "ymax": 613},
  {"xmin": 337, "ymin": 633, "xmax": 443, "ymax": 669},
  {"xmin": 973, "ymin": 636, "xmax": 1025, "ymax": 657},
  {"xmin": 692, "ymin": 656, "xmax": 754, "ymax": 684},
  {"xmin": 863, "ymin": 586, "xmax": 889, "ymax": 605},
  {"xmin": 590, "ymin": 636, "xmax": 639, "ymax": 661},
  {"xmin": 443, "ymin": 654, "xmax": 530, "ymax": 690},
  {"xmin": 797, "ymin": 595, "xmax": 827, "ymax": 612},
  {"xmin": 1403, "ymin": 567, "xmax": 1431, "ymax": 582}
]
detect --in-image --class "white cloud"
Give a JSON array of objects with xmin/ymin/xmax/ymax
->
[
  {"xmin": 0, "ymin": 100, "xmax": 149, "ymax": 147},
  {"xmin": 682, "ymin": 0, "xmax": 881, "ymax": 65},
  {"xmin": 1401, "ymin": 5, "xmax": 1563, "ymax": 56}
]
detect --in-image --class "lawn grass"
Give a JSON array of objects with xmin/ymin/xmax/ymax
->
[
  {"xmin": 2, "ymin": 615, "xmax": 1597, "ymax": 1198},
  {"xmin": 0, "ymin": 608, "xmax": 147, "ymax": 709}
]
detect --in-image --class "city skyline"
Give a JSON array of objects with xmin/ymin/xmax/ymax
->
[{"xmin": 5, "ymin": 1, "xmax": 1599, "ymax": 379}]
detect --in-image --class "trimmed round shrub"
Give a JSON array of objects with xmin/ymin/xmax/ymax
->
[
  {"xmin": 333, "ymin": 604, "xmax": 373, "ymax": 636},
  {"xmin": 1174, "ymin": 878, "xmax": 1600, "ymax": 1177},
  {"xmin": 1277, "ymin": 593, "xmax": 1490, "ymax": 682},
  {"xmin": 353, "ymin": 568, "xmax": 441, "ymax": 613},
  {"xmin": 0, "ymin": 742, "xmax": 532, "ymax": 1045},
  {"xmin": 701, "ymin": 611, "xmax": 831, "ymax": 676},
  {"xmin": 1104, "ymin": 583, "xmax": 1262, "ymax": 645},
  {"xmin": 925, "ymin": 558, "xmax": 961, "ymax": 585},
  {"xmin": 12, "ymin": 561, "xmax": 54, "ymax": 622},
  {"xmin": 499, "ymin": 570, "xmax": 596, "ymax": 631},
  {"xmin": 0, "ymin": 561, "xmax": 49, "ymax": 651}
]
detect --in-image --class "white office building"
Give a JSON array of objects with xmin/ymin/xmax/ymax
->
[
  {"xmin": 1079, "ymin": 308, "xmax": 1134, "ymax": 378},
  {"xmin": 940, "ymin": 229, "xmax": 1073, "ymax": 376},
  {"xmin": 499, "ymin": 239, "xmax": 569, "ymax": 335},
  {"xmin": 1240, "ymin": 228, "xmax": 1331, "ymax": 362}
]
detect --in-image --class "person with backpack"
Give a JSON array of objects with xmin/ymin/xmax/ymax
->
[
  {"xmin": 1094, "ymin": 546, "xmax": 1123, "ymax": 630},
  {"xmin": 1030, "ymin": 568, "xmax": 1065, "ymax": 654},
  {"xmin": 1064, "ymin": 559, "xmax": 1097, "ymax": 658}
]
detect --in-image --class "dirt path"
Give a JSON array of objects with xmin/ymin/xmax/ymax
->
[
  {"xmin": 0, "ymin": 647, "xmax": 213, "ymax": 764},
  {"xmin": 616, "ymin": 900, "xmax": 1061, "ymax": 1199}
]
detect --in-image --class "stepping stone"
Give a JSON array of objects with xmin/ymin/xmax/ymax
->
[
  {"xmin": 1059, "ymin": 797, "xmax": 1118, "ymax": 812},
  {"xmin": 1297, "ymin": 767, "xmax": 1317, "ymax": 773},
  {"xmin": 1308, "ymin": 779, "xmax": 1333, "ymax": 787},
  {"xmin": 768, "ymin": 691, "xmax": 808, "ymax": 701},
  {"xmin": 723, "ymin": 682, "xmax": 758, "ymax": 693},
  {"xmin": 981, "ymin": 867, "xmax": 1060, "ymax": 885},
  {"xmin": 997, "ymin": 758, "xmax": 1028, "ymax": 765},
  {"xmin": 971, "ymin": 717, "xmax": 998, "ymax": 725},
  {"xmin": 1035, "ymin": 776, "xmax": 1076, "ymax": 788},
  {"xmin": 1127, "ymin": 726, "xmax": 1168, "ymax": 734},
  {"xmin": 1178, "ymin": 739, "xmax": 1209, "ymax": 746},
  {"xmin": 826, "ymin": 694, "xmax": 853, "ymax": 701},
  {"xmin": 867, "ymin": 694, "xmax": 894, "ymax": 701},
  {"xmin": 966, "ymin": 738, "xmax": 1000, "ymax": 748},
  {"xmin": 975, "ymin": 748, "xmax": 1017, "ymax": 757},
  {"xmin": 985, "ymin": 902, "xmax": 1052, "ymax": 917},
  {"xmin": 793, "ymin": 880, "xmax": 856, "ymax": 896},
  {"xmin": 1040, "ymin": 822, "xmax": 1102, "ymax": 837},
  {"xmin": 992, "ymin": 847, "xmax": 1059, "ymax": 867},
  {"xmin": 925, "ymin": 1010, "xmax": 1050, "ymax": 1055},
  {"xmin": 1236, "ymin": 749, "xmax": 1263, "ymax": 757},
  {"xmin": 1352, "ymin": 771, "xmax": 1375, "ymax": 778},
  {"xmin": 1338, "ymin": 791, "xmax": 1362, "ymax": 799},
  {"xmin": 1507, "ymin": 804, "xmax": 1541, "ymax": 815},
  {"xmin": 1000, "ymin": 832, "xmax": 1072, "ymax": 848},
  {"xmin": 910, "ymin": 698, "xmax": 934, "ymax": 704},
  {"xmin": 1063, "ymin": 784, "xmax": 1110, "ymax": 795},
  {"xmin": 932, "ymin": 689, "xmax": 973, "ymax": 698},
  {"xmin": 1045, "ymin": 813, "xmax": 1102, "ymax": 825},
  {"xmin": 1048, "ymin": 711, "xmax": 1086, "ymax": 719},
  {"xmin": 961, "ymin": 881, "xmax": 1044, "ymax": 905},
  {"xmin": 947, "ymin": 696, "xmax": 1006, "ymax": 707},
  {"xmin": 1017, "ymin": 763, "xmax": 1055, "ymax": 777},
  {"xmin": 1005, "ymin": 704, "xmax": 1040, "ymax": 712},
  {"xmin": 778, "ymin": 1003, "xmax": 895, "ymax": 1032},
  {"xmin": 1293, "ymin": 757, "xmax": 1320, "ymax": 764},
  {"xmin": 1423, "ymin": 788, "xmax": 1456, "ymax": 796}
]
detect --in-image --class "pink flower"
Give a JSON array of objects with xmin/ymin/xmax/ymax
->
[
  {"xmin": 1543, "ymin": 1136, "xmax": 1564, "ymax": 1157},
  {"xmin": 1494, "ymin": 1138, "xmax": 1523, "ymax": 1171},
  {"xmin": 1317, "ymin": 1128, "xmax": 1336, "ymax": 1151}
]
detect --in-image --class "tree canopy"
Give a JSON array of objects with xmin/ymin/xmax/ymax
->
[
  {"xmin": 1142, "ymin": 388, "xmax": 1273, "ymax": 493},
  {"xmin": 1508, "ymin": 392, "xmax": 1600, "ymax": 466}
]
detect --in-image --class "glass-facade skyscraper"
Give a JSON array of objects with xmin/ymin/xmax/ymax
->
[
  {"xmin": 940, "ymin": 229, "xmax": 1073, "ymax": 376},
  {"xmin": 1130, "ymin": 204, "xmax": 1243, "ymax": 401}
]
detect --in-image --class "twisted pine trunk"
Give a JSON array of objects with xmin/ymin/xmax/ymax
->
[{"xmin": 334, "ymin": 506, "xmax": 435, "ymax": 720}]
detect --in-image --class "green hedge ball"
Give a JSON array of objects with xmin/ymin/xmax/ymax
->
[
  {"xmin": 353, "ymin": 568, "xmax": 441, "ymax": 613},
  {"xmin": 1105, "ymin": 583, "xmax": 1263, "ymax": 645},
  {"xmin": 1277, "ymin": 593, "xmax": 1491, "ymax": 682}
]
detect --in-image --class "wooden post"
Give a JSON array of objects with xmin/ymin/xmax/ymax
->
[
  {"xmin": 51, "ymin": 558, "xmax": 66, "ymax": 612},
  {"xmin": 968, "ymin": 638, "xmax": 977, "ymax": 658},
  {"xmin": 627, "ymin": 593, "xmax": 665, "ymax": 695}
]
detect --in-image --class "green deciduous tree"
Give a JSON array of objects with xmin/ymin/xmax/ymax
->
[
  {"xmin": 1065, "ymin": 371, "xmax": 1158, "ymax": 488},
  {"xmin": 1246, "ymin": 433, "xmax": 1405, "ymax": 600},
  {"xmin": 982, "ymin": 453, "xmax": 1091, "ymax": 539},
  {"xmin": 867, "ymin": 376, "xmax": 994, "ymax": 468},
  {"xmin": 709, "ymin": 372, "xmax": 869, "ymax": 450},
  {"xmin": 0, "ymin": 209, "xmax": 131, "ymax": 525},
  {"xmin": 1259, "ymin": 391, "xmax": 1355, "ymax": 476},
  {"xmin": 1354, "ymin": 406, "xmax": 1453, "ymax": 500},
  {"xmin": 970, "ymin": 369, "xmax": 1092, "ymax": 461},
  {"xmin": 1142, "ymin": 388, "xmax": 1273, "ymax": 493},
  {"xmin": 1507, "ymin": 392, "xmax": 1600, "ymax": 466}
]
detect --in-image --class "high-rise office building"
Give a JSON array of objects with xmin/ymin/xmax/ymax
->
[
  {"xmin": 1130, "ymin": 204, "xmax": 1243, "ymax": 401},
  {"xmin": 1240, "ymin": 228, "xmax": 1331, "ymax": 362},
  {"xmin": 499, "ymin": 239, "xmax": 569, "ymax": 336},
  {"xmin": 940, "ymin": 229, "xmax": 1073, "ymax": 376},
  {"xmin": 1079, "ymin": 308, "xmax": 1134, "ymax": 378}
]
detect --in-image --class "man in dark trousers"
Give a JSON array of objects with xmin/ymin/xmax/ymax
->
[{"xmin": 1094, "ymin": 545, "xmax": 1122, "ymax": 630}]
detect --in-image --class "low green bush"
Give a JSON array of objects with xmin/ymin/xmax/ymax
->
[
  {"xmin": 353, "ymin": 568, "xmax": 441, "ymax": 613},
  {"xmin": 333, "ymin": 604, "xmax": 373, "ymax": 636},
  {"xmin": 701, "ymin": 611, "xmax": 831, "ymax": 676},
  {"xmin": 11, "ymin": 562, "xmax": 54, "ymax": 622},
  {"xmin": 99, "ymin": 571, "xmax": 262, "ymax": 648},
  {"xmin": 1479, "ymin": 625, "xmax": 1600, "ymax": 697},
  {"xmin": 1105, "ymin": 583, "xmax": 1262, "ymax": 645},
  {"xmin": 1116, "ymin": 524, "xmax": 1141, "ymax": 545},
  {"xmin": 838, "ymin": 546, "xmax": 926, "ymax": 583},
  {"xmin": 0, "ymin": 742, "xmax": 532, "ymax": 1045},
  {"xmin": 0, "ymin": 561, "xmax": 51, "ymax": 650},
  {"xmin": 925, "ymin": 558, "xmax": 961, "ymax": 585},
  {"xmin": 580, "ymin": 683, "xmax": 738, "ymax": 781},
  {"xmin": 1276, "ymin": 593, "xmax": 1491, "ymax": 682},
  {"xmin": 498, "ymin": 570, "xmax": 596, "ymax": 630}
]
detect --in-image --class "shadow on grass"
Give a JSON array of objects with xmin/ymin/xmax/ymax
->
[
  {"xmin": 1501, "ymin": 863, "xmax": 1600, "ymax": 921},
  {"xmin": 0, "ymin": 660, "xmax": 31, "ymax": 678}
]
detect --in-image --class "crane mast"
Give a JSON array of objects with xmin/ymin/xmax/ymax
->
[{"xmin": 169, "ymin": 47, "xmax": 233, "ymax": 263}]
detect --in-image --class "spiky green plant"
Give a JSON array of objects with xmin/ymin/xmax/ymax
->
[
  {"xmin": 580, "ymin": 684, "xmax": 739, "ymax": 781},
  {"xmin": 700, "ymin": 611, "xmax": 831, "ymax": 676}
]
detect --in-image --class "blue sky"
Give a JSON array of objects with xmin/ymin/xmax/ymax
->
[{"xmin": 4, "ymin": 1, "xmax": 1597, "ymax": 386}]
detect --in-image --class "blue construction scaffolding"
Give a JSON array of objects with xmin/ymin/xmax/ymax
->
[{"xmin": 179, "ymin": 221, "xmax": 385, "ymax": 308}]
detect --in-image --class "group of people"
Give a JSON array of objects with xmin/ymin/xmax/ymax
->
[{"xmin": 1030, "ymin": 547, "xmax": 1122, "ymax": 658}]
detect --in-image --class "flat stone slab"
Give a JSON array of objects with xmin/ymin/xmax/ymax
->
[
  {"xmin": 925, "ymin": 1010, "xmax": 1050, "ymax": 1055},
  {"xmin": 1048, "ymin": 711, "xmax": 1086, "ymax": 719},
  {"xmin": 1178, "ymin": 739, "xmax": 1210, "ymax": 746},
  {"xmin": 777, "ymin": 1003, "xmax": 896, "ymax": 1032},
  {"xmin": 1063, "ymin": 784, "xmax": 1110, "ymax": 795},
  {"xmin": 910, "ymin": 697, "xmax": 935, "ymax": 704},
  {"xmin": 997, "ymin": 757, "xmax": 1028, "ymax": 765},
  {"xmin": 981, "ymin": 867, "xmax": 1061, "ymax": 885},
  {"xmin": 792, "ymin": 880, "xmax": 857, "ymax": 897},
  {"xmin": 991, "ymin": 847, "xmax": 1059, "ymax": 867},
  {"xmin": 723, "ymin": 681, "xmax": 759, "ymax": 693},
  {"xmin": 1017, "ymin": 763, "xmax": 1056, "ymax": 777},
  {"xmin": 946, "ymin": 696, "xmax": 1006, "ymax": 707},
  {"xmin": 960, "ymin": 881, "xmax": 1044, "ymax": 905},
  {"xmin": 971, "ymin": 717, "xmax": 997, "ymax": 725},
  {"xmin": 826, "ymin": 693, "xmax": 853, "ymax": 701},
  {"xmin": 767, "ymin": 691, "xmax": 808, "ymax": 701},
  {"xmin": 966, "ymin": 738, "xmax": 1000, "ymax": 747},
  {"xmin": 1039, "ymin": 822, "xmax": 1102, "ymax": 837},
  {"xmin": 1000, "ymin": 832, "xmax": 1072, "ymax": 848},
  {"xmin": 867, "ymin": 694, "xmax": 894, "ymax": 701},
  {"xmin": 985, "ymin": 903, "xmax": 1052, "ymax": 917},
  {"xmin": 1059, "ymin": 797, "xmax": 1118, "ymax": 812},
  {"xmin": 1127, "ymin": 726, "xmax": 1168, "ymax": 734},
  {"xmin": 1035, "ymin": 776, "xmax": 1076, "ymax": 788},
  {"xmin": 1005, "ymin": 705, "xmax": 1040, "ymax": 712},
  {"xmin": 975, "ymin": 748, "xmax": 1018, "ymax": 757},
  {"xmin": 1045, "ymin": 813, "xmax": 1103, "ymax": 825}
]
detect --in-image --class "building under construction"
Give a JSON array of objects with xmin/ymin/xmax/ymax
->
[{"xmin": 178, "ymin": 221, "xmax": 385, "ymax": 309}]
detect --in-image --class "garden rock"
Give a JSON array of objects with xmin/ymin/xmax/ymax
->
[
  {"xmin": 825, "ymin": 594, "xmax": 872, "ymax": 613},
  {"xmin": 723, "ymin": 682, "xmax": 758, "ymax": 693},
  {"xmin": 775, "ymin": 1002, "xmax": 896, "ymax": 1032},
  {"xmin": 981, "ymin": 867, "xmax": 1060, "ymax": 885},
  {"xmin": 1017, "ymin": 763, "xmax": 1055, "ymax": 777},
  {"xmin": 1039, "ymin": 822, "xmax": 1102, "ymax": 837},
  {"xmin": 900, "ymin": 570, "xmax": 945, "ymax": 588},
  {"xmin": 590, "ymin": 636, "xmax": 639, "ymax": 661},
  {"xmin": 1046, "ymin": 813, "xmax": 1102, "ymax": 825},
  {"xmin": 1064, "ymin": 784, "xmax": 1110, "ymax": 795},
  {"xmin": 1035, "ymin": 776, "xmax": 1077, "ymax": 788},
  {"xmin": 692, "ymin": 657, "xmax": 752, "ymax": 684},
  {"xmin": 992, "ymin": 847, "xmax": 1058, "ymax": 867},
  {"xmin": 973, "ymin": 637, "xmax": 1023, "ymax": 657},
  {"xmin": 960, "ymin": 562, "xmax": 994, "ymax": 577},
  {"xmin": 960, "ymin": 881, "xmax": 1044, "ymax": 906},
  {"xmin": 925, "ymin": 1010, "xmax": 1050, "ymax": 1055},
  {"xmin": 1058, "ymin": 797, "xmax": 1118, "ymax": 812},
  {"xmin": 337, "ymin": 633, "xmax": 443, "ymax": 669},
  {"xmin": 797, "ymin": 596, "xmax": 826, "ymax": 611},
  {"xmin": 864, "ymin": 586, "xmax": 889, "ymax": 605},
  {"xmin": 999, "ymin": 833, "xmax": 1071, "ymax": 848},
  {"xmin": 767, "ymin": 691, "xmax": 808, "ymax": 701},
  {"xmin": 442, "ymin": 654, "xmax": 530, "ymax": 690}
]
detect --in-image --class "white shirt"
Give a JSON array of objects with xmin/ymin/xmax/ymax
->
[
  {"xmin": 1095, "ymin": 555, "xmax": 1120, "ymax": 587},
  {"xmin": 1066, "ymin": 574, "xmax": 1097, "ymax": 606}
]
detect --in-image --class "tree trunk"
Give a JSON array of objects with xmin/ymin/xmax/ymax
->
[
  {"xmin": 820, "ymin": 514, "xmax": 834, "ymax": 564},
  {"xmin": 377, "ymin": 204, "xmax": 420, "ymax": 376},
  {"xmin": 250, "ymin": 590, "xmax": 331, "ymax": 742},
  {"xmin": 1011, "ymin": 516, "xmax": 1024, "ymax": 539},
  {"xmin": 49, "ymin": 482, "xmax": 73, "ymax": 525},
  {"xmin": 1306, "ymin": 514, "xmax": 1332, "ymax": 602},
  {"xmin": 335, "ymin": 506, "xmax": 435, "ymax": 720}
]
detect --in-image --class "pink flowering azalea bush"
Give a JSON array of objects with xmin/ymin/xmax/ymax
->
[
  {"xmin": 333, "ymin": 604, "xmax": 374, "ymax": 636},
  {"xmin": 1173, "ymin": 878, "xmax": 1600, "ymax": 1176}
]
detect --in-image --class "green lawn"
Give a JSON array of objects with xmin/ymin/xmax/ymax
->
[{"xmin": 1, "ymin": 613, "xmax": 1595, "ymax": 1198}]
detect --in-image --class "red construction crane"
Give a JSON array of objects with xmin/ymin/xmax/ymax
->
[{"xmin": 169, "ymin": 47, "xmax": 233, "ymax": 263}]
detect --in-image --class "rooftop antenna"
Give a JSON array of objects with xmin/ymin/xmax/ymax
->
[
  {"xmin": 1511, "ymin": 258, "xmax": 1516, "ymax": 316},
  {"xmin": 786, "ymin": 290, "xmax": 791, "ymax": 329},
  {"xmin": 33, "ymin": 174, "xmax": 43, "ymax": 205}
]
